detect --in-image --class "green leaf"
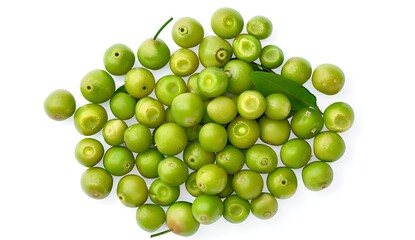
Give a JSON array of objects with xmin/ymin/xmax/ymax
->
[{"xmin": 250, "ymin": 71, "xmax": 322, "ymax": 114}]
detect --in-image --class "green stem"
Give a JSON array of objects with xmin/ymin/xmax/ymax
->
[
  {"xmin": 153, "ymin": 17, "xmax": 173, "ymax": 40},
  {"xmin": 150, "ymin": 229, "xmax": 172, "ymax": 238}
]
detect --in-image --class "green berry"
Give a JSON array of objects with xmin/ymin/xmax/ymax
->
[
  {"xmin": 157, "ymin": 156, "xmax": 189, "ymax": 187},
  {"xmin": 124, "ymin": 67, "xmax": 155, "ymax": 99},
  {"xmin": 198, "ymin": 35, "xmax": 233, "ymax": 68},
  {"xmin": 223, "ymin": 194, "xmax": 250, "ymax": 223},
  {"xmin": 250, "ymin": 193, "xmax": 278, "ymax": 219},
  {"xmin": 232, "ymin": 170, "xmax": 263, "ymax": 200},
  {"xmin": 192, "ymin": 194, "xmax": 223, "ymax": 224},
  {"xmin": 135, "ymin": 97, "xmax": 166, "ymax": 129},
  {"xmin": 75, "ymin": 138, "xmax": 104, "ymax": 167},
  {"xmin": 103, "ymin": 43, "xmax": 135, "ymax": 76},
  {"xmin": 172, "ymin": 17, "xmax": 204, "ymax": 48},
  {"xmin": 196, "ymin": 164, "xmax": 228, "ymax": 195},
  {"xmin": 154, "ymin": 123, "xmax": 188, "ymax": 156},
  {"xmin": 73, "ymin": 103, "xmax": 108, "ymax": 136},
  {"xmin": 80, "ymin": 167, "xmax": 113, "ymax": 199},
  {"xmin": 80, "ymin": 69, "xmax": 115, "ymax": 103},
  {"xmin": 211, "ymin": 7, "xmax": 244, "ymax": 39},
  {"xmin": 246, "ymin": 15, "xmax": 273, "ymax": 40},
  {"xmin": 232, "ymin": 34, "xmax": 262, "ymax": 63},
  {"xmin": 117, "ymin": 174, "xmax": 148, "ymax": 207},
  {"xmin": 103, "ymin": 146, "xmax": 135, "ymax": 176},
  {"xmin": 171, "ymin": 92, "xmax": 205, "ymax": 128},
  {"xmin": 44, "ymin": 89, "xmax": 76, "ymax": 121},
  {"xmin": 312, "ymin": 63, "xmax": 345, "ymax": 95},
  {"xmin": 136, "ymin": 204, "xmax": 166, "ymax": 232},
  {"xmin": 245, "ymin": 144, "xmax": 278, "ymax": 173},
  {"xmin": 323, "ymin": 102, "xmax": 354, "ymax": 132},
  {"xmin": 267, "ymin": 167, "xmax": 298, "ymax": 199},
  {"xmin": 313, "ymin": 131, "xmax": 346, "ymax": 162},
  {"xmin": 302, "ymin": 161, "xmax": 334, "ymax": 191},
  {"xmin": 102, "ymin": 119, "xmax": 127, "ymax": 146},
  {"xmin": 281, "ymin": 57, "xmax": 312, "ymax": 85},
  {"xmin": 149, "ymin": 178, "xmax": 180, "ymax": 206},
  {"xmin": 165, "ymin": 202, "xmax": 200, "ymax": 237},
  {"xmin": 291, "ymin": 108, "xmax": 324, "ymax": 139}
]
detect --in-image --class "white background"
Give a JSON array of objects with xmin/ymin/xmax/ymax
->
[{"xmin": 1, "ymin": 0, "xmax": 414, "ymax": 239}]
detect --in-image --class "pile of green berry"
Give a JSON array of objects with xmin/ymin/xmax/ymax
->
[{"xmin": 43, "ymin": 7, "xmax": 354, "ymax": 237}]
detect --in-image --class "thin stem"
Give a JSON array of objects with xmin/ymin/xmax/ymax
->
[
  {"xmin": 153, "ymin": 17, "xmax": 173, "ymax": 40},
  {"xmin": 150, "ymin": 229, "xmax": 172, "ymax": 238}
]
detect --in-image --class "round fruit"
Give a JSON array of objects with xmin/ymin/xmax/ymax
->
[
  {"xmin": 245, "ymin": 144, "xmax": 278, "ymax": 173},
  {"xmin": 211, "ymin": 7, "xmax": 244, "ymax": 39},
  {"xmin": 137, "ymin": 38, "xmax": 170, "ymax": 70},
  {"xmin": 192, "ymin": 194, "xmax": 223, "ymax": 224},
  {"xmin": 302, "ymin": 161, "xmax": 334, "ymax": 191},
  {"xmin": 223, "ymin": 194, "xmax": 250, "ymax": 223},
  {"xmin": 198, "ymin": 35, "xmax": 233, "ymax": 68},
  {"xmin": 280, "ymin": 138, "xmax": 312, "ymax": 169},
  {"xmin": 198, "ymin": 122, "xmax": 228, "ymax": 153},
  {"xmin": 246, "ymin": 15, "xmax": 273, "ymax": 40},
  {"xmin": 102, "ymin": 119, "xmax": 127, "ymax": 146},
  {"xmin": 136, "ymin": 204, "xmax": 166, "ymax": 232},
  {"xmin": 123, "ymin": 123, "xmax": 152, "ymax": 153},
  {"xmin": 313, "ymin": 131, "xmax": 346, "ymax": 162},
  {"xmin": 44, "ymin": 89, "xmax": 76, "ymax": 121},
  {"xmin": 135, "ymin": 148, "xmax": 164, "ymax": 179},
  {"xmin": 259, "ymin": 116, "xmax": 291, "ymax": 146},
  {"xmin": 135, "ymin": 97, "xmax": 166, "ymax": 129},
  {"xmin": 80, "ymin": 69, "xmax": 115, "ymax": 103},
  {"xmin": 103, "ymin": 146, "xmax": 135, "ymax": 176},
  {"xmin": 291, "ymin": 107, "xmax": 324, "ymax": 139},
  {"xmin": 232, "ymin": 34, "xmax": 262, "ymax": 63},
  {"xmin": 265, "ymin": 93, "xmax": 291, "ymax": 120},
  {"xmin": 196, "ymin": 164, "xmax": 228, "ymax": 195},
  {"xmin": 166, "ymin": 202, "xmax": 200, "ymax": 237},
  {"xmin": 171, "ymin": 92, "xmax": 205, "ymax": 127},
  {"xmin": 109, "ymin": 92, "xmax": 137, "ymax": 120},
  {"xmin": 117, "ymin": 174, "xmax": 148, "ymax": 207},
  {"xmin": 103, "ymin": 43, "xmax": 135, "ymax": 76},
  {"xmin": 312, "ymin": 63, "xmax": 345, "ymax": 95},
  {"xmin": 169, "ymin": 48, "xmax": 200, "ymax": 77},
  {"xmin": 232, "ymin": 170, "xmax": 263, "ymax": 200},
  {"xmin": 260, "ymin": 45, "xmax": 284, "ymax": 69},
  {"xmin": 197, "ymin": 67, "xmax": 228, "ymax": 98},
  {"xmin": 227, "ymin": 116, "xmax": 260, "ymax": 149},
  {"xmin": 73, "ymin": 103, "xmax": 108, "ymax": 136},
  {"xmin": 80, "ymin": 167, "xmax": 113, "ymax": 199},
  {"xmin": 281, "ymin": 57, "xmax": 312, "ymax": 85},
  {"xmin": 149, "ymin": 178, "xmax": 180, "ymax": 206},
  {"xmin": 154, "ymin": 123, "xmax": 188, "ymax": 156},
  {"xmin": 124, "ymin": 67, "xmax": 155, "ymax": 98},
  {"xmin": 267, "ymin": 167, "xmax": 297, "ymax": 199},
  {"xmin": 218, "ymin": 174, "xmax": 234, "ymax": 198},
  {"xmin": 206, "ymin": 96, "xmax": 237, "ymax": 124},
  {"xmin": 158, "ymin": 156, "xmax": 189, "ymax": 187},
  {"xmin": 215, "ymin": 144, "xmax": 245, "ymax": 174},
  {"xmin": 172, "ymin": 17, "xmax": 204, "ymax": 48},
  {"xmin": 155, "ymin": 74, "xmax": 187, "ymax": 106},
  {"xmin": 183, "ymin": 142, "xmax": 216, "ymax": 170},
  {"xmin": 75, "ymin": 138, "xmax": 104, "ymax": 167},
  {"xmin": 250, "ymin": 193, "xmax": 278, "ymax": 219},
  {"xmin": 237, "ymin": 90, "xmax": 266, "ymax": 120},
  {"xmin": 223, "ymin": 59, "xmax": 254, "ymax": 95},
  {"xmin": 185, "ymin": 171, "xmax": 203, "ymax": 197},
  {"xmin": 324, "ymin": 102, "xmax": 354, "ymax": 132}
]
